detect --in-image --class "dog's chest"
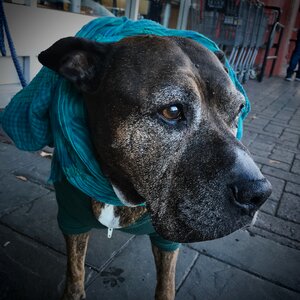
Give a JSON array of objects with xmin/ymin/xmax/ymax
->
[{"xmin": 91, "ymin": 200, "xmax": 147, "ymax": 229}]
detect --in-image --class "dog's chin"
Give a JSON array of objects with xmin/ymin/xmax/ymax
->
[{"xmin": 151, "ymin": 214, "xmax": 253, "ymax": 243}]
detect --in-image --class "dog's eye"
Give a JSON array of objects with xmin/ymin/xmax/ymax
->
[
  {"xmin": 162, "ymin": 106, "xmax": 181, "ymax": 119},
  {"xmin": 160, "ymin": 105, "xmax": 183, "ymax": 123}
]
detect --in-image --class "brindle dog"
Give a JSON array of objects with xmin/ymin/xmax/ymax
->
[{"xmin": 38, "ymin": 36, "xmax": 272, "ymax": 300}]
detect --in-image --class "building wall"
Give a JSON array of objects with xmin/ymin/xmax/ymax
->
[
  {"xmin": 1, "ymin": 3, "xmax": 97, "ymax": 82},
  {"xmin": 0, "ymin": 3, "xmax": 98, "ymax": 107},
  {"xmin": 255, "ymin": 0, "xmax": 300, "ymax": 77}
]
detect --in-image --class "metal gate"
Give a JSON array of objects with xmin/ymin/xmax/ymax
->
[{"xmin": 188, "ymin": 0, "xmax": 283, "ymax": 83}]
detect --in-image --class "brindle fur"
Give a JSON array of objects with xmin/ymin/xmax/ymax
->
[
  {"xmin": 90, "ymin": 200, "xmax": 105, "ymax": 219},
  {"xmin": 62, "ymin": 233, "xmax": 90, "ymax": 300},
  {"xmin": 152, "ymin": 245, "xmax": 179, "ymax": 300},
  {"xmin": 38, "ymin": 35, "xmax": 272, "ymax": 300},
  {"xmin": 114, "ymin": 205, "xmax": 148, "ymax": 227},
  {"xmin": 91, "ymin": 199, "xmax": 147, "ymax": 227}
]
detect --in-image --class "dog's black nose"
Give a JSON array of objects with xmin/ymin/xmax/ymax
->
[
  {"xmin": 229, "ymin": 179, "xmax": 272, "ymax": 215},
  {"xmin": 229, "ymin": 148, "xmax": 272, "ymax": 216}
]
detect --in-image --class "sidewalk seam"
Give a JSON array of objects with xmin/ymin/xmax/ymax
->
[{"xmin": 187, "ymin": 245, "xmax": 300, "ymax": 294}]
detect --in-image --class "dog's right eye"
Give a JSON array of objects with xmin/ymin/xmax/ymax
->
[{"xmin": 158, "ymin": 105, "xmax": 185, "ymax": 125}]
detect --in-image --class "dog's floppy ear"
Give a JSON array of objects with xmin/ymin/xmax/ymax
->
[{"xmin": 38, "ymin": 37, "xmax": 111, "ymax": 93}]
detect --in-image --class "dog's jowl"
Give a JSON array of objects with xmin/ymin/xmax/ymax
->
[{"xmin": 38, "ymin": 35, "xmax": 272, "ymax": 300}]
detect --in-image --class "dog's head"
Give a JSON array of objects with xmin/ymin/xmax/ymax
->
[{"xmin": 39, "ymin": 36, "xmax": 271, "ymax": 243}]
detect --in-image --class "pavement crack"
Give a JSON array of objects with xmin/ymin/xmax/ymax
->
[
  {"xmin": 188, "ymin": 245, "xmax": 300, "ymax": 294},
  {"xmin": 3, "ymin": 251, "xmax": 41, "ymax": 278},
  {"xmin": 176, "ymin": 251, "xmax": 199, "ymax": 294},
  {"xmin": 12, "ymin": 171, "xmax": 54, "ymax": 191}
]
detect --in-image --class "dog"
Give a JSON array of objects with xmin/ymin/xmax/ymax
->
[{"xmin": 38, "ymin": 35, "xmax": 272, "ymax": 300}]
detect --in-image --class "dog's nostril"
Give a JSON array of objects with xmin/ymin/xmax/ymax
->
[
  {"xmin": 229, "ymin": 179, "xmax": 272, "ymax": 214},
  {"xmin": 250, "ymin": 196, "xmax": 262, "ymax": 206}
]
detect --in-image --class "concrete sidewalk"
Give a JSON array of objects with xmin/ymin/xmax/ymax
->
[{"xmin": 0, "ymin": 77, "xmax": 299, "ymax": 300}]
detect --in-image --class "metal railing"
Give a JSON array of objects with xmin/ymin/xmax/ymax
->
[{"xmin": 188, "ymin": 0, "xmax": 284, "ymax": 83}]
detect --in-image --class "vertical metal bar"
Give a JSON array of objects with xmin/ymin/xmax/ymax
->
[
  {"xmin": 228, "ymin": 47, "xmax": 237, "ymax": 65},
  {"xmin": 163, "ymin": 1, "xmax": 171, "ymax": 28},
  {"xmin": 177, "ymin": 0, "xmax": 191, "ymax": 30},
  {"xmin": 23, "ymin": 56, "xmax": 30, "ymax": 83},
  {"xmin": 270, "ymin": 23, "xmax": 284, "ymax": 77},
  {"xmin": 125, "ymin": 0, "xmax": 132, "ymax": 18},
  {"xmin": 125, "ymin": 0, "xmax": 140, "ymax": 20}
]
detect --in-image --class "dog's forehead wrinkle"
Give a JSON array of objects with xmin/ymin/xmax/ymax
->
[{"xmin": 115, "ymin": 36, "xmax": 189, "ymax": 69}]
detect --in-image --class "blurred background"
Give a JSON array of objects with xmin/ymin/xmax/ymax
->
[{"xmin": 0, "ymin": 0, "xmax": 299, "ymax": 108}]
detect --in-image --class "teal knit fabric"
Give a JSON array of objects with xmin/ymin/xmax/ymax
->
[{"xmin": 1, "ymin": 16, "xmax": 250, "ymax": 206}]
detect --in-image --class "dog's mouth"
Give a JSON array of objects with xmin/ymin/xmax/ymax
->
[{"xmin": 145, "ymin": 194, "xmax": 254, "ymax": 244}]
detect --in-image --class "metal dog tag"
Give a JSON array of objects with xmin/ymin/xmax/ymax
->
[{"xmin": 107, "ymin": 228, "xmax": 113, "ymax": 238}]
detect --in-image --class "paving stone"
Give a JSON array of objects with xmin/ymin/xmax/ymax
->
[
  {"xmin": 249, "ymin": 226, "xmax": 300, "ymax": 250},
  {"xmin": 289, "ymin": 118, "xmax": 300, "ymax": 127},
  {"xmin": 280, "ymin": 130, "xmax": 300, "ymax": 147},
  {"xmin": 248, "ymin": 146, "xmax": 271, "ymax": 158},
  {"xmin": 274, "ymin": 109, "xmax": 295, "ymax": 121},
  {"xmin": 270, "ymin": 119, "xmax": 291, "ymax": 127},
  {"xmin": 276, "ymin": 140, "xmax": 300, "ymax": 151},
  {"xmin": 13, "ymin": 155, "xmax": 52, "ymax": 187},
  {"xmin": 277, "ymin": 193, "xmax": 300, "ymax": 223},
  {"xmin": 262, "ymin": 166, "xmax": 300, "ymax": 185},
  {"xmin": 255, "ymin": 133, "xmax": 279, "ymax": 144},
  {"xmin": 271, "ymin": 119, "xmax": 300, "ymax": 132},
  {"xmin": 285, "ymin": 127, "xmax": 300, "ymax": 136},
  {"xmin": 260, "ymin": 198, "xmax": 277, "ymax": 215},
  {"xmin": 176, "ymin": 254, "xmax": 299, "ymax": 300},
  {"xmin": 0, "ymin": 224, "xmax": 96, "ymax": 300},
  {"xmin": 269, "ymin": 147, "xmax": 295, "ymax": 164},
  {"xmin": 264, "ymin": 124, "xmax": 284, "ymax": 136},
  {"xmin": 0, "ymin": 192, "xmax": 134, "ymax": 269},
  {"xmin": 0, "ymin": 142, "xmax": 52, "ymax": 186},
  {"xmin": 252, "ymin": 155, "xmax": 290, "ymax": 172},
  {"xmin": 254, "ymin": 211, "xmax": 300, "ymax": 242},
  {"xmin": 0, "ymin": 192, "xmax": 65, "ymax": 250},
  {"xmin": 263, "ymin": 175, "xmax": 285, "ymax": 201},
  {"xmin": 86, "ymin": 230, "xmax": 134, "ymax": 269},
  {"xmin": 260, "ymin": 108, "xmax": 278, "ymax": 118},
  {"xmin": 189, "ymin": 230, "xmax": 300, "ymax": 292},
  {"xmin": 0, "ymin": 173, "xmax": 50, "ymax": 217},
  {"xmin": 246, "ymin": 116, "xmax": 270, "ymax": 128},
  {"xmin": 86, "ymin": 235, "xmax": 198, "ymax": 300},
  {"xmin": 0, "ymin": 143, "xmax": 35, "ymax": 174},
  {"xmin": 243, "ymin": 125, "xmax": 280, "ymax": 138},
  {"xmin": 285, "ymin": 182, "xmax": 300, "ymax": 197},
  {"xmin": 291, "ymin": 159, "xmax": 300, "ymax": 175},
  {"xmin": 274, "ymin": 141, "xmax": 300, "ymax": 154},
  {"xmin": 249, "ymin": 141, "xmax": 275, "ymax": 152}
]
